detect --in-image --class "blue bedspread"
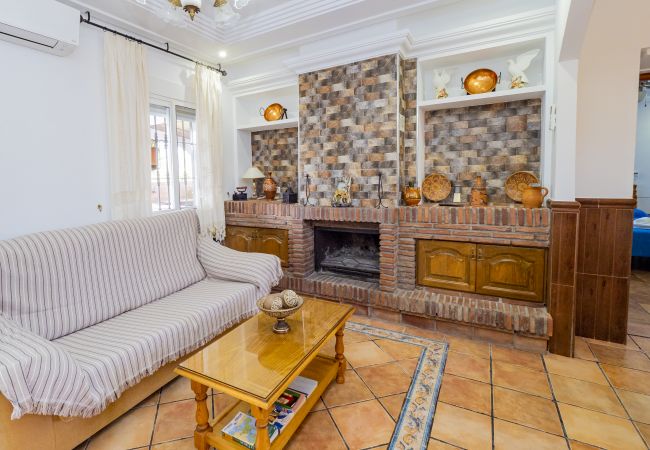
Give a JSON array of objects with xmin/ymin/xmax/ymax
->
[{"xmin": 633, "ymin": 227, "xmax": 650, "ymax": 257}]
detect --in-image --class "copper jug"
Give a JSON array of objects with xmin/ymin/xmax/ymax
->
[
  {"xmin": 521, "ymin": 184, "xmax": 549, "ymax": 208},
  {"xmin": 402, "ymin": 182, "xmax": 422, "ymax": 206},
  {"xmin": 263, "ymin": 172, "xmax": 278, "ymax": 200},
  {"xmin": 470, "ymin": 176, "xmax": 488, "ymax": 206}
]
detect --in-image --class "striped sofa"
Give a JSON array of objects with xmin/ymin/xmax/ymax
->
[{"xmin": 0, "ymin": 210, "xmax": 282, "ymax": 450}]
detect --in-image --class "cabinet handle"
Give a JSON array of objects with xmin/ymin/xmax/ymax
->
[
  {"xmin": 470, "ymin": 248, "xmax": 476, "ymax": 259},
  {"xmin": 477, "ymin": 248, "xmax": 483, "ymax": 261}
]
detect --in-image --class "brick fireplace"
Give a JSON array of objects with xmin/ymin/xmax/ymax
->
[{"xmin": 225, "ymin": 201, "xmax": 552, "ymax": 351}]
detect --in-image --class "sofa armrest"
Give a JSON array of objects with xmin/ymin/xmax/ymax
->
[
  {"xmin": 197, "ymin": 237, "xmax": 283, "ymax": 296},
  {"xmin": 0, "ymin": 315, "xmax": 96, "ymax": 419}
]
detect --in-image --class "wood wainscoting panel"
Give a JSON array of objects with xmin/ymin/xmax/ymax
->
[
  {"xmin": 575, "ymin": 198, "xmax": 635, "ymax": 344},
  {"xmin": 548, "ymin": 201, "xmax": 580, "ymax": 356}
]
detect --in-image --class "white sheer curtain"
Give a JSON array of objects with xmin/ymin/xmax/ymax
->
[
  {"xmin": 194, "ymin": 64, "xmax": 225, "ymax": 239},
  {"xmin": 104, "ymin": 33, "xmax": 151, "ymax": 220}
]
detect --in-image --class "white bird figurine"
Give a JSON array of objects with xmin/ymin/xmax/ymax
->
[
  {"xmin": 507, "ymin": 49, "xmax": 540, "ymax": 89},
  {"xmin": 432, "ymin": 69, "xmax": 451, "ymax": 99}
]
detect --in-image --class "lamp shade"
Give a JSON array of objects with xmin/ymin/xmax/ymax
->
[{"xmin": 242, "ymin": 166, "xmax": 265, "ymax": 179}]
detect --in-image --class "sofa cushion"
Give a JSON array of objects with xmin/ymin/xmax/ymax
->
[
  {"xmin": 197, "ymin": 237, "xmax": 283, "ymax": 296},
  {"xmin": 53, "ymin": 278, "xmax": 258, "ymax": 412},
  {"xmin": 0, "ymin": 210, "xmax": 207, "ymax": 340}
]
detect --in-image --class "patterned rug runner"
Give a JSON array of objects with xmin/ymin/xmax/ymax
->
[{"xmin": 347, "ymin": 322, "xmax": 448, "ymax": 450}]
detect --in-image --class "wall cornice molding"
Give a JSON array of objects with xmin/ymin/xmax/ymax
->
[
  {"xmin": 227, "ymin": 70, "xmax": 298, "ymax": 97},
  {"xmin": 283, "ymin": 6, "xmax": 555, "ymax": 75}
]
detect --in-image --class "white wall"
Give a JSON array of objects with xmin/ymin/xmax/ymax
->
[
  {"xmin": 574, "ymin": 0, "xmax": 650, "ymax": 199},
  {"xmin": 0, "ymin": 27, "xmax": 109, "ymax": 240},
  {"xmin": 636, "ymin": 101, "xmax": 650, "ymax": 211},
  {"xmin": 0, "ymin": 24, "xmax": 233, "ymax": 240}
]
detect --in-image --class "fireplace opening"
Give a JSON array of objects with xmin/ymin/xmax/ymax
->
[{"xmin": 314, "ymin": 223, "xmax": 380, "ymax": 281}]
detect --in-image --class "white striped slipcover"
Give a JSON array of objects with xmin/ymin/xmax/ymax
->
[{"xmin": 0, "ymin": 211, "xmax": 283, "ymax": 419}]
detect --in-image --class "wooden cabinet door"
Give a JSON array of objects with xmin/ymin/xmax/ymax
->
[
  {"xmin": 255, "ymin": 228, "xmax": 289, "ymax": 267},
  {"xmin": 417, "ymin": 240, "xmax": 476, "ymax": 292},
  {"xmin": 476, "ymin": 244, "xmax": 546, "ymax": 302},
  {"xmin": 224, "ymin": 226, "xmax": 256, "ymax": 253}
]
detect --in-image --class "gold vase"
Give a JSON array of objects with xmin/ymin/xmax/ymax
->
[{"xmin": 263, "ymin": 172, "xmax": 278, "ymax": 200}]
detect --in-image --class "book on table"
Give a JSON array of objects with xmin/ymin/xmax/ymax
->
[
  {"xmin": 222, "ymin": 377, "xmax": 318, "ymax": 447},
  {"xmin": 222, "ymin": 411, "xmax": 279, "ymax": 449}
]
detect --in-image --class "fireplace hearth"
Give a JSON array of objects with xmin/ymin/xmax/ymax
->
[{"xmin": 314, "ymin": 224, "xmax": 380, "ymax": 281}]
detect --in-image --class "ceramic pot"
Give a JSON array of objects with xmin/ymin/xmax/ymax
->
[
  {"xmin": 263, "ymin": 172, "xmax": 278, "ymax": 200},
  {"xmin": 521, "ymin": 184, "xmax": 549, "ymax": 208},
  {"xmin": 470, "ymin": 176, "xmax": 488, "ymax": 206},
  {"xmin": 402, "ymin": 183, "xmax": 421, "ymax": 206}
]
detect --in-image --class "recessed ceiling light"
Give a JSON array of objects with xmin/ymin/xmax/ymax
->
[{"xmin": 218, "ymin": 50, "xmax": 227, "ymax": 58}]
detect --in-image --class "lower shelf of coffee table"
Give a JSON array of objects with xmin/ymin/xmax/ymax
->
[{"xmin": 205, "ymin": 354, "xmax": 339, "ymax": 450}]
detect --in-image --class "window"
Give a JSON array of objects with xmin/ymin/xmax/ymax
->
[{"xmin": 149, "ymin": 103, "xmax": 197, "ymax": 212}]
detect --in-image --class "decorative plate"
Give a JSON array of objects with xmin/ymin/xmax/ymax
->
[
  {"xmin": 422, "ymin": 173, "xmax": 452, "ymax": 202},
  {"xmin": 505, "ymin": 171, "xmax": 540, "ymax": 202},
  {"xmin": 464, "ymin": 68, "xmax": 498, "ymax": 95}
]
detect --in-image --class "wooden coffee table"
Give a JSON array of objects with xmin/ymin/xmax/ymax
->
[{"xmin": 175, "ymin": 298, "xmax": 354, "ymax": 450}]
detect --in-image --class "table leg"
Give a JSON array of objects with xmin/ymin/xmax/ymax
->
[
  {"xmin": 251, "ymin": 405, "xmax": 272, "ymax": 450},
  {"xmin": 335, "ymin": 328, "xmax": 346, "ymax": 384},
  {"xmin": 191, "ymin": 380, "xmax": 213, "ymax": 450}
]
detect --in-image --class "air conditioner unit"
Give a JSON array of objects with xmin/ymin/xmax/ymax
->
[{"xmin": 0, "ymin": 0, "xmax": 79, "ymax": 56}]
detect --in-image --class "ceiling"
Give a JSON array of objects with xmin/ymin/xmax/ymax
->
[{"xmin": 59, "ymin": 0, "xmax": 460, "ymax": 65}]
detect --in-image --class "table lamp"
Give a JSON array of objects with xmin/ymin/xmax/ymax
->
[{"xmin": 242, "ymin": 166, "xmax": 265, "ymax": 198}]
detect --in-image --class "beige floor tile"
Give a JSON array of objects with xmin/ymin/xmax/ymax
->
[
  {"xmin": 635, "ymin": 422, "xmax": 650, "ymax": 447},
  {"xmin": 403, "ymin": 326, "xmax": 448, "ymax": 342},
  {"xmin": 136, "ymin": 391, "xmax": 160, "ymax": 408},
  {"xmin": 585, "ymin": 337, "xmax": 639, "ymax": 351},
  {"xmin": 559, "ymin": 403, "xmax": 647, "ymax": 450},
  {"xmin": 286, "ymin": 411, "xmax": 348, "ymax": 450},
  {"xmin": 311, "ymin": 397, "xmax": 326, "ymax": 411},
  {"xmin": 573, "ymin": 338, "xmax": 596, "ymax": 361},
  {"xmin": 549, "ymin": 373, "xmax": 627, "ymax": 417},
  {"xmin": 378, "ymin": 393, "xmax": 406, "ymax": 421},
  {"xmin": 431, "ymin": 402, "xmax": 492, "ymax": 450},
  {"xmin": 329, "ymin": 400, "xmax": 394, "ymax": 450},
  {"xmin": 492, "ymin": 360, "xmax": 552, "ymax": 398},
  {"xmin": 159, "ymin": 376, "xmax": 194, "ymax": 404},
  {"xmin": 544, "ymin": 354, "xmax": 608, "ymax": 385},
  {"xmin": 444, "ymin": 350, "xmax": 491, "ymax": 383},
  {"xmin": 87, "ymin": 405, "xmax": 157, "ymax": 450},
  {"xmin": 630, "ymin": 335, "xmax": 650, "ymax": 354},
  {"xmin": 365, "ymin": 318, "xmax": 406, "ymax": 333},
  {"xmin": 344, "ymin": 329, "xmax": 374, "ymax": 343},
  {"xmin": 493, "ymin": 419, "xmax": 568, "ymax": 450},
  {"xmin": 150, "ymin": 438, "xmax": 195, "ymax": 449},
  {"xmin": 398, "ymin": 357, "xmax": 420, "ymax": 377},
  {"xmin": 374, "ymin": 338, "xmax": 423, "ymax": 360},
  {"xmin": 446, "ymin": 336, "xmax": 491, "ymax": 359},
  {"xmin": 151, "ymin": 399, "xmax": 195, "ymax": 444},
  {"xmin": 640, "ymin": 303, "xmax": 650, "ymax": 314},
  {"xmin": 589, "ymin": 343, "xmax": 650, "ymax": 372},
  {"xmin": 492, "ymin": 346, "xmax": 544, "ymax": 371},
  {"xmin": 322, "ymin": 369, "xmax": 374, "ymax": 408},
  {"xmin": 617, "ymin": 389, "xmax": 650, "ymax": 424},
  {"xmin": 493, "ymin": 386, "xmax": 563, "ymax": 435},
  {"xmin": 601, "ymin": 364, "xmax": 650, "ymax": 395},
  {"xmin": 428, "ymin": 439, "xmax": 462, "ymax": 449},
  {"xmin": 213, "ymin": 393, "xmax": 240, "ymax": 419},
  {"xmin": 569, "ymin": 440, "xmax": 601, "ymax": 450},
  {"xmin": 343, "ymin": 340, "xmax": 394, "ymax": 368},
  {"xmin": 356, "ymin": 361, "xmax": 412, "ymax": 397},
  {"xmin": 439, "ymin": 374, "xmax": 491, "ymax": 415}
]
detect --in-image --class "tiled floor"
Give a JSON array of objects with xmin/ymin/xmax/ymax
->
[{"xmin": 76, "ymin": 272, "xmax": 650, "ymax": 450}]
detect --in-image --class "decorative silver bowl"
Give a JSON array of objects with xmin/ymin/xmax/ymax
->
[{"xmin": 256, "ymin": 293, "xmax": 304, "ymax": 334}]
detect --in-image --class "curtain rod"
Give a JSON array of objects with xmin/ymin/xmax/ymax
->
[{"xmin": 80, "ymin": 11, "xmax": 227, "ymax": 76}]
